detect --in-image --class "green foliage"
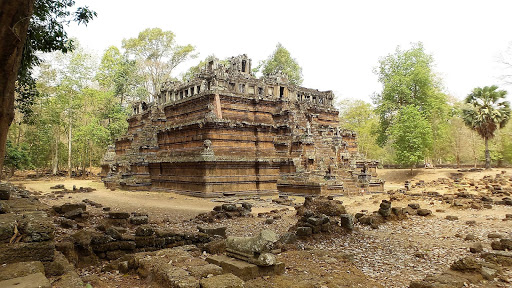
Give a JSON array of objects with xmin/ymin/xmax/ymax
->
[
  {"xmin": 260, "ymin": 43, "xmax": 303, "ymax": 86},
  {"xmin": 17, "ymin": 0, "xmax": 96, "ymax": 118},
  {"xmin": 462, "ymin": 85, "xmax": 511, "ymax": 168},
  {"xmin": 374, "ymin": 42, "xmax": 448, "ymax": 146},
  {"xmin": 4, "ymin": 140, "xmax": 32, "ymax": 175},
  {"xmin": 462, "ymin": 85, "xmax": 511, "ymax": 140},
  {"xmin": 338, "ymin": 99, "xmax": 384, "ymax": 160},
  {"xmin": 390, "ymin": 105, "xmax": 432, "ymax": 168},
  {"xmin": 96, "ymin": 46, "xmax": 147, "ymax": 104},
  {"xmin": 122, "ymin": 28, "xmax": 197, "ymax": 97},
  {"xmin": 8, "ymin": 44, "xmax": 128, "ymax": 172}
]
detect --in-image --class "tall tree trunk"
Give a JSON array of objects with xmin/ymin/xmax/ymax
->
[
  {"xmin": 485, "ymin": 137, "xmax": 490, "ymax": 169},
  {"xmin": 0, "ymin": 1, "xmax": 35, "ymax": 179},
  {"xmin": 52, "ymin": 130, "xmax": 58, "ymax": 175},
  {"xmin": 68, "ymin": 119, "xmax": 72, "ymax": 178}
]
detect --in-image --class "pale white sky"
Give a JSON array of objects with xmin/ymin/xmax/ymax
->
[{"xmin": 68, "ymin": 0, "xmax": 512, "ymax": 104}]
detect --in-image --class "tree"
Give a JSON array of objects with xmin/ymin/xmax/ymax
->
[
  {"xmin": 0, "ymin": 0, "xmax": 95, "ymax": 178},
  {"xmin": 462, "ymin": 85, "xmax": 511, "ymax": 169},
  {"xmin": 260, "ymin": 43, "xmax": 303, "ymax": 86},
  {"xmin": 122, "ymin": 28, "xmax": 197, "ymax": 99},
  {"xmin": 373, "ymin": 42, "xmax": 448, "ymax": 146},
  {"xmin": 4, "ymin": 140, "xmax": 31, "ymax": 178},
  {"xmin": 96, "ymin": 46, "xmax": 146, "ymax": 105},
  {"xmin": 390, "ymin": 105, "xmax": 432, "ymax": 172},
  {"xmin": 338, "ymin": 99, "xmax": 383, "ymax": 160}
]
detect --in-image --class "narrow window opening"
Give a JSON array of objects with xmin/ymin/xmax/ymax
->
[
  {"xmin": 208, "ymin": 61, "xmax": 213, "ymax": 71},
  {"xmin": 197, "ymin": 85, "xmax": 200, "ymax": 93},
  {"xmin": 241, "ymin": 60, "xmax": 246, "ymax": 72},
  {"xmin": 279, "ymin": 87, "xmax": 285, "ymax": 98},
  {"xmin": 239, "ymin": 84, "xmax": 245, "ymax": 93},
  {"xmin": 207, "ymin": 81, "xmax": 211, "ymax": 90},
  {"xmin": 258, "ymin": 87, "xmax": 263, "ymax": 95}
]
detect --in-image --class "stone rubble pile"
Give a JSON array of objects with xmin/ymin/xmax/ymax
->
[{"xmin": 195, "ymin": 202, "xmax": 253, "ymax": 223}]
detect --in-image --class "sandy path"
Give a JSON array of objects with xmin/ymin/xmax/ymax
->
[{"xmin": 13, "ymin": 179, "xmax": 219, "ymax": 221}]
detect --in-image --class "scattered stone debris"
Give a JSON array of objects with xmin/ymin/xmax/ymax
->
[{"xmin": 195, "ymin": 202, "xmax": 253, "ymax": 223}]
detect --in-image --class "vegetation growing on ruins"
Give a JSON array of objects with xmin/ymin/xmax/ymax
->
[{"xmin": 259, "ymin": 43, "xmax": 304, "ymax": 86}]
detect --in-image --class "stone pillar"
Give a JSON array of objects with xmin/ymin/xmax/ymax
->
[{"xmin": 214, "ymin": 94, "xmax": 222, "ymax": 119}]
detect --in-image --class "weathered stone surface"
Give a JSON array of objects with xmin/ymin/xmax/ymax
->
[
  {"xmin": 206, "ymin": 254, "xmax": 284, "ymax": 281},
  {"xmin": 445, "ymin": 215, "xmax": 458, "ymax": 221},
  {"xmin": 44, "ymin": 251, "xmax": 75, "ymax": 276},
  {"xmin": 135, "ymin": 225, "xmax": 155, "ymax": 236},
  {"xmin": 203, "ymin": 239, "xmax": 226, "ymax": 254},
  {"xmin": 0, "ymin": 261, "xmax": 45, "ymax": 281},
  {"xmin": 226, "ymin": 230, "xmax": 278, "ymax": 266},
  {"xmin": 130, "ymin": 215, "xmax": 149, "ymax": 225},
  {"xmin": 108, "ymin": 211, "xmax": 130, "ymax": 219},
  {"xmin": 0, "ymin": 272, "xmax": 50, "ymax": 288},
  {"xmin": 296, "ymin": 226, "xmax": 312, "ymax": 237},
  {"xmin": 340, "ymin": 214, "xmax": 354, "ymax": 230},
  {"xmin": 0, "ymin": 202, "xmax": 9, "ymax": 214},
  {"xmin": 469, "ymin": 242, "xmax": 483, "ymax": 253},
  {"xmin": 488, "ymin": 233, "xmax": 504, "ymax": 239},
  {"xmin": 481, "ymin": 251, "xmax": 512, "ymax": 266},
  {"xmin": 0, "ymin": 184, "xmax": 11, "ymax": 200},
  {"xmin": 199, "ymin": 273, "xmax": 244, "ymax": 288},
  {"xmin": 53, "ymin": 203, "xmax": 86, "ymax": 214},
  {"xmin": 197, "ymin": 226, "xmax": 227, "ymax": 238},
  {"xmin": 63, "ymin": 208, "xmax": 84, "ymax": 219},
  {"xmin": 416, "ymin": 209, "xmax": 432, "ymax": 216},
  {"xmin": 450, "ymin": 256, "xmax": 481, "ymax": 272},
  {"xmin": 408, "ymin": 203, "xmax": 420, "ymax": 209},
  {"xmin": 0, "ymin": 241, "xmax": 55, "ymax": 263},
  {"xmin": 187, "ymin": 263, "xmax": 223, "ymax": 278},
  {"xmin": 51, "ymin": 271, "xmax": 84, "ymax": 288}
]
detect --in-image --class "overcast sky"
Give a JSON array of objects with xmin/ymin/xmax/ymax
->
[{"xmin": 68, "ymin": 0, "xmax": 512, "ymax": 104}]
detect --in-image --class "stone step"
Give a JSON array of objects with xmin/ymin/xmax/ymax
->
[{"xmin": 0, "ymin": 272, "xmax": 50, "ymax": 288}]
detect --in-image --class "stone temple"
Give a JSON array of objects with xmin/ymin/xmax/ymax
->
[{"xmin": 101, "ymin": 54, "xmax": 383, "ymax": 197}]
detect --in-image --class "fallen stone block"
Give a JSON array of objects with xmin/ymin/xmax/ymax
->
[
  {"xmin": 416, "ymin": 209, "xmax": 432, "ymax": 216},
  {"xmin": 51, "ymin": 271, "xmax": 84, "ymax": 288},
  {"xmin": 130, "ymin": 215, "xmax": 149, "ymax": 225},
  {"xmin": 0, "ymin": 272, "xmax": 50, "ymax": 288},
  {"xmin": 0, "ymin": 241, "xmax": 55, "ymax": 263},
  {"xmin": 187, "ymin": 263, "xmax": 223, "ymax": 278},
  {"xmin": 53, "ymin": 203, "xmax": 86, "ymax": 214},
  {"xmin": 0, "ymin": 261, "xmax": 45, "ymax": 281},
  {"xmin": 197, "ymin": 226, "xmax": 227, "ymax": 238},
  {"xmin": 199, "ymin": 273, "xmax": 244, "ymax": 288},
  {"xmin": 0, "ymin": 184, "xmax": 11, "ymax": 200},
  {"xmin": 44, "ymin": 251, "xmax": 75, "ymax": 276},
  {"xmin": 108, "ymin": 211, "xmax": 130, "ymax": 219},
  {"xmin": 206, "ymin": 254, "xmax": 284, "ymax": 281}
]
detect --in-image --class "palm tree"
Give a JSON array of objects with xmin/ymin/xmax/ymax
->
[{"xmin": 462, "ymin": 85, "xmax": 511, "ymax": 169}]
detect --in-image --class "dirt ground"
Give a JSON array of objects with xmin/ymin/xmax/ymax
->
[{"xmin": 10, "ymin": 167, "xmax": 512, "ymax": 287}]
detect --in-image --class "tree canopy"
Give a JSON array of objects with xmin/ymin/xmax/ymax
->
[
  {"xmin": 373, "ymin": 42, "xmax": 448, "ymax": 146},
  {"xmin": 260, "ymin": 43, "xmax": 303, "ymax": 86},
  {"xmin": 462, "ymin": 85, "xmax": 511, "ymax": 169},
  {"xmin": 122, "ymin": 28, "xmax": 197, "ymax": 98},
  {"xmin": 0, "ymin": 0, "xmax": 96, "ymax": 178},
  {"xmin": 390, "ymin": 105, "xmax": 432, "ymax": 169}
]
